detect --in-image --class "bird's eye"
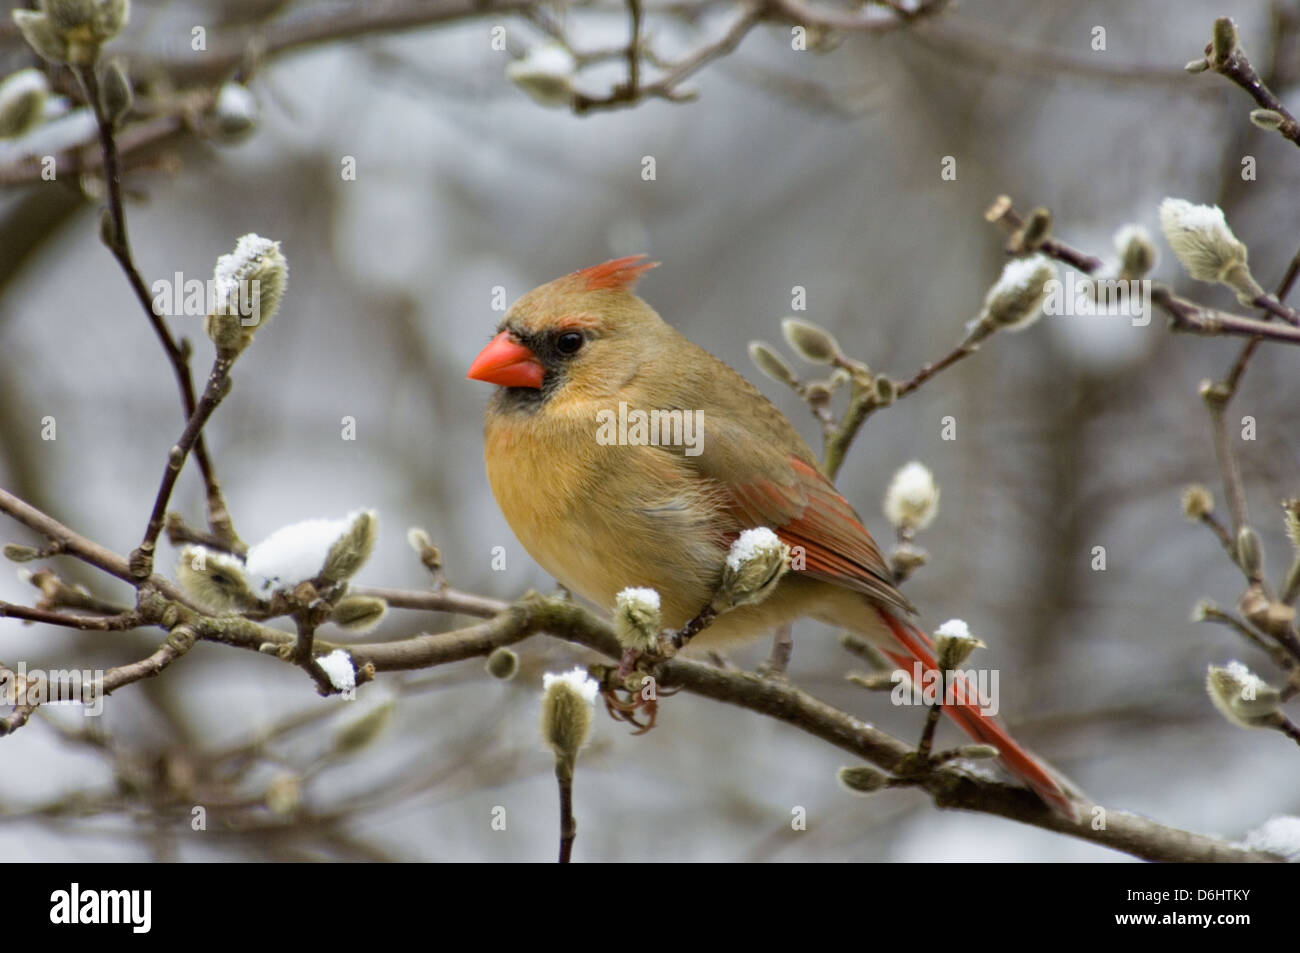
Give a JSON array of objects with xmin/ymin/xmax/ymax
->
[{"xmin": 555, "ymin": 331, "xmax": 584, "ymax": 356}]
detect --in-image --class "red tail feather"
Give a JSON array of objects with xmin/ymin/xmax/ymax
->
[{"xmin": 879, "ymin": 612, "xmax": 1078, "ymax": 821}]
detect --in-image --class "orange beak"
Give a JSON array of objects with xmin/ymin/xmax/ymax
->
[{"xmin": 466, "ymin": 332, "xmax": 545, "ymax": 389}]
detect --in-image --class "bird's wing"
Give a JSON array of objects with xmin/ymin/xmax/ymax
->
[{"xmin": 682, "ymin": 414, "xmax": 915, "ymax": 618}]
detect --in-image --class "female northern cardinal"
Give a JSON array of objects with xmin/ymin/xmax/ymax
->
[{"xmin": 468, "ymin": 255, "xmax": 1076, "ymax": 819}]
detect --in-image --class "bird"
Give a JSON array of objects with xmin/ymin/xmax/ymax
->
[{"xmin": 467, "ymin": 254, "xmax": 1076, "ymax": 819}]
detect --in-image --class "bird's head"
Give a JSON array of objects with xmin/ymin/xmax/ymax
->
[{"xmin": 466, "ymin": 255, "xmax": 662, "ymax": 403}]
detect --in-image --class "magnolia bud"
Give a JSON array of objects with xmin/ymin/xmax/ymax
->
[
  {"xmin": 541, "ymin": 668, "xmax": 597, "ymax": 768},
  {"xmin": 98, "ymin": 59, "xmax": 131, "ymax": 128},
  {"xmin": 320, "ymin": 510, "xmax": 377, "ymax": 584},
  {"xmin": 613, "ymin": 587, "xmax": 662, "ymax": 652},
  {"xmin": 980, "ymin": 254, "xmax": 1057, "ymax": 331},
  {"xmin": 176, "ymin": 545, "xmax": 257, "ymax": 612},
  {"xmin": 1236, "ymin": 526, "xmax": 1263, "ymax": 578},
  {"xmin": 781, "ymin": 318, "xmax": 841, "ymax": 364},
  {"xmin": 1211, "ymin": 16, "xmax": 1237, "ymax": 67},
  {"xmin": 1206, "ymin": 661, "xmax": 1280, "ymax": 728},
  {"xmin": 205, "ymin": 234, "xmax": 288, "ymax": 358},
  {"xmin": 333, "ymin": 699, "xmax": 395, "ymax": 754},
  {"xmin": 1114, "ymin": 224, "xmax": 1158, "ymax": 278},
  {"xmin": 933, "ymin": 619, "xmax": 985, "ymax": 670},
  {"xmin": 748, "ymin": 340, "xmax": 799, "ymax": 388},
  {"xmin": 1249, "ymin": 109, "xmax": 1285, "ymax": 130},
  {"xmin": 329, "ymin": 595, "xmax": 387, "ymax": 632},
  {"xmin": 485, "ymin": 646, "xmax": 519, "ymax": 680},
  {"xmin": 718, "ymin": 527, "xmax": 790, "ymax": 609},
  {"xmin": 1159, "ymin": 198, "xmax": 1262, "ymax": 304},
  {"xmin": 0, "ymin": 69, "xmax": 49, "ymax": 139},
  {"xmin": 883, "ymin": 461, "xmax": 939, "ymax": 532},
  {"xmin": 837, "ymin": 764, "xmax": 889, "ymax": 794},
  {"xmin": 1181, "ymin": 484, "xmax": 1214, "ymax": 521}
]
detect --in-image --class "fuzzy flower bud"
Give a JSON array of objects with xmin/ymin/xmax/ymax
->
[
  {"xmin": 1181, "ymin": 484, "xmax": 1214, "ymax": 522},
  {"xmin": 204, "ymin": 234, "xmax": 288, "ymax": 358},
  {"xmin": 1237, "ymin": 526, "xmax": 1263, "ymax": 578},
  {"xmin": 14, "ymin": 0, "xmax": 130, "ymax": 67},
  {"xmin": 933, "ymin": 619, "xmax": 985, "ymax": 670},
  {"xmin": 212, "ymin": 81, "xmax": 257, "ymax": 142},
  {"xmin": 1282, "ymin": 500, "xmax": 1300, "ymax": 551},
  {"xmin": 781, "ymin": 318, "xmax": 841, "ymax": 364},
  {"xmin": 485, "ymin": 646, "xmax": 519, "ymax": 680},
  {"xmin": 613, "ymin": 587, "xmax": 662, "ymax": 652},
  {"xmin": 320, "ymin": 510, "xmax": 377, "ymax": 585},
  {"xmin": 98, "ymin": 59, "xmax": 131, "ymax": 127},
  {"xmin": 979, "ymin": 254, "xmax": 1057, "ymax": 331},
  {"xmin": 1114, "ymin": 224, "xmax": 1158, "ymax": 279},
  {"xmin": 506, "ymin": 44, "xmax": 575, "ymax": 109},
  {"xmin": 333, "ymin": 699, "xmax": 395, "ymax": 754},
  {"xmin": 1206, "ymin": 660, "xmax": 1281, "ymax": 728},
  {"xmin": 2, "ymin": 543, "xmax": 41, "ymax": 563},
  {"xmin": 0, "ymin": 69, "xmax": 49, "ymax": 139},
  {"xmin": 329, "ymin": 595, "xmax": 387, "ymax": 632},
  {"xmin": 541, "ymin": 668, "xmax": 597, "ymax": 768},
  {"xmin": 1009, "ymin": 206, "xmax": 1051, "ymax": 253},
  {"xmin": 1159, "ymin": 198, "xmax": 1262, "ymax": 304},
  {"xmin": 718, "ymin": 527, "xmax": 790, "ymax": 609},
  {"xmin": 1211, "ymin": 16, "xmax": 1238, "ymax": 67},
  {"xmin": 244, "ymin": 510, "xmax": 376, "ymax": 595},
  {"xmin": 1249, "ymin": 109, "xmax": 1285, "ymax": 131},
  {"xmin": 883, "ymin": 461, "xmax": 939, "ymax": 532},
  {"xmin": 837, "ymin": 764, "xmax": 889, "ymax": 795},
  {"xmin": 748, "ymin": 340, "xmax": 800, "ymax": 388},
  {"xmin": 176, "ymin": 545, "xmax": 257, "ymax": 612}
]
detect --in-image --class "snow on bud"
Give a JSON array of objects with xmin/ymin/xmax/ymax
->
[
  {"xmin": 317, "ymin": 649, "xmax": 357, "ymax": 693},
  {"xmin": 1242, "ymin": 816, "xmax": 1300, "ymax": 862},
  {"xmin": 718, "ymin": 527, "xmax": 790, "ymax": 609},
  {"xmin": 204, "ymin": 234, "xmax": 288, "ymax": 358},
  {"xmin": 1205, "ymin": 660, "xmax": 1280, "ymax": 728},
  {"xmin": 837, "ymin": 764, "xmax": 889, "ymax": 795},
  {"xmin": 883, "ymin": 461, "xmax": 939, "ymax": 532},
  {"xmin": 1158, "ymin": 198, "xmax": 1261, "ymax": 304},
  {"xmin": 933, "ymin": 619, "xmax": 984, "ymax": 670},
  {"xmin": 505, "ymin": 44, "xmax": 576, "ymax": 109},
  {"xmin": 485, "ymin": 646, "xmax": 519, "ymax": 680},
  {"xmin": 329, "ymin": 595, "xmax": 387, "ymax": 632},
  {"xmin": 212, "ymin": 81, "xmax": 257, "ymax": 142},
  {"xmin": 1114, "ymin": 224, "xmax": 1157, "ymax": 279},
  {"xmin": 244, "ymin": 510, "xmax": 375, "ymax": 595},
  {"xmin": 781, "ymin": 318, "xmax": 841, "ymax": 364},
  {"xmin": 748, "ymin": 340, "xmax": 799, "ymax": 388},
  {"xmin": 979, "ymin": 254, "xmax": 1057, "ymax": 331},
  {"xmin": 541, "ymin": 667, "xmax": 597, "ymax": 767},
  {"xmin": 613, "ymin": 587, "xmax": 662, "ymax": 652},
  {"xmin": 1181, "ymin": 484, "xmax": 1214, "ymax": 521},
  {"xmin": 0, "ymin": 69, "xmax": 49, "ymax": 139},
  {"xmin": 176, "ymin": 545, "xmax": 257, "ymax": 612}
]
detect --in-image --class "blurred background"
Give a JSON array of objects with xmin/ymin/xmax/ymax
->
[{"xmin": 1, "ymin": 0, "xmax": 1298, "ymax": 861}]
